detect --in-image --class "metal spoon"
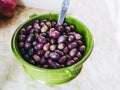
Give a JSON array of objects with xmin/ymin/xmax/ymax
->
[{"xmin": 57, "ymin": 0, "xmax": 70, "ymax": 25}]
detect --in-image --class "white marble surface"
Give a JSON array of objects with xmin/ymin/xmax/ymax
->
[{"xmin": 0, "ymin": 0, "xmax": 120, "ymax": 90}]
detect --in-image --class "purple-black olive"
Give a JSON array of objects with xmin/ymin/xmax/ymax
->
[
  {"xmin": 28, "ymin": 48, "xmax": 35, "ymax": 56},
  {"xmin": 50, "ymin": 52, "xmax": 60, "ymax": 60},
  {"xmin": 58, "ymin": 35, "xmax": 67, "ymax": 43},
  {"xmin": 51, "ymin": 31, "xmax": 60, "ymax": 39},
  {"xmin": 38, "ymin": 36, "xmax": 47, "ymax": 44},
  {"xmin": 26, "ymin": 34, "xmax": 35, "ymax": 42},
  {"xmin": 19, "ymin": 28, "xmax": 26, "ymax": 35},
  {"xmin": 18, "ymin": 42, "xmax": 24, "ymax": 48},
  {"xmin": 68, "ymin": 42, "xmax": 77, "ymax": 49},
  {"xmin": 33, "ymin": 54, "xmax": 41, "ymax": 62},
  {"xmin": 34, "ymin": 23, "xmax": 41, "ymax": 30},
  {"xmin": 63, "ymin": 47, "xmax": 69, "ymax": 54},
  {"xmin": 69, "ymin": 48, "xmax": 77, "ymax": 57},
  {"xmin": 37, "ymin": 50, "xmax": 44, "ymax": 56},
  {"xmin": 44, "ymin": 51, "xmax": 50, "ymax": 58},
  {"xmin": 59, "ymin": 56, "xmax": 67, "ymax": 63},
  {"xmin": 18, "ymin": 35, "xmax": 26, "ymax": 41},
  {"xmin": 24, "ymin": 43, "xmax": 31, "ymax": 50},
  {"xmin": 58, "ymin": 43, "xmax": 65, "ymax": 50},
  {"xmin": 34, "ymin": 43, "xmax": 43, "ymax": 51},
  {"xmin": 68, "ymin": 35, "xmax": 75, "ymax": 42},
  {"xmin": 79, "ymin": 45, "xmax": 86, "ymax": 52},
  {"xmin": 66, "ymin": 60, "xmax": 75, "ymax": 66},
  {"xmin": 54, "ymin": 50, "xmax": 64, "ymax": 56}
]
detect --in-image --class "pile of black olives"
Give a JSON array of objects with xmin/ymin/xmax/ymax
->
[{"xmin": 17, "ymin": 19, "xmax": 86, "ymax": 69}]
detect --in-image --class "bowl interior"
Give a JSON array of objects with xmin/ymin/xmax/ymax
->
[{"xmin": 12, "ymin": 14, "xmax": 93, "ymax": 71}]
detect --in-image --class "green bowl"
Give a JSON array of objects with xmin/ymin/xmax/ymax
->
[{"xmin": 11, "ymin": 14, "xmax": 94, "ymax": 85}]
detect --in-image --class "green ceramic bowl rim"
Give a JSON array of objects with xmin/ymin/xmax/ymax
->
[{"xmin": 11, "ymin": 13, "xmax": 94, "ymax": 71}]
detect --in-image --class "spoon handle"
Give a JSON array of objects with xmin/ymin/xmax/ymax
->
[{"xmin": 57, "ymin": 0, "xmax": 70, "ymax": 25}]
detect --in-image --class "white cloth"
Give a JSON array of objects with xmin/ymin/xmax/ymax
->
[
  {"xmin": 105, "ymin": 0, "xmax": 120, "ymax": 46},
  {"xmin": 0, "ymin": 0, "xmax": 120, "ymax": 90}
]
